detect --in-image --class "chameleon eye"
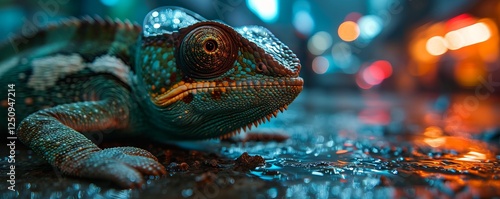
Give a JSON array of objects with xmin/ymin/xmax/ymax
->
[
  {"xmin": 178, "ymin": 24, "xmax": 237, "ymax": 79},
  {"xmin": 203, "ymin": 39, "xmax": 217, "ymax": 52}
]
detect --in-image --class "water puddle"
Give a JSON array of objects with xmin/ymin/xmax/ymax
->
[{"xmin": 220, "ymin": 92, "xmax": 500, "ymax": 198}]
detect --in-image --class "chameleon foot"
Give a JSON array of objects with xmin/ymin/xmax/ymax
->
[{"xmin": 75, "ymin": 147, "xmax": 166, "ymax": 188}]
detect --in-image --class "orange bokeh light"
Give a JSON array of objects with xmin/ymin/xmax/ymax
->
[
  {"xmin": 423, "ymin": 126, "xmax": 443, "ymax": 137},
  {"xmin": 408, "ymin": 15, "xmax": 499, "ymax": 91},
  {"xmin": 338, "ymin": 21, "xmax": 360, "ymax": 42},
  {"xmin": 454, "ymin": 61, "xmax": 485, "ymax": 87}
]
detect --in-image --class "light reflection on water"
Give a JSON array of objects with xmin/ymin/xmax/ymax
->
[{"xmin": 222, "ymin": 92, "xmax": 500, "ymax": 198}]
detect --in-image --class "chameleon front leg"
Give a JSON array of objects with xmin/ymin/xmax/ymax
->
[{"xmin": 17, "ymin": 99, "xmax": 166, "ymax": 188}]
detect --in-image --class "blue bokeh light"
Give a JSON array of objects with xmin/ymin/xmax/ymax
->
[
  {"xmin": 100, "ymin": 0, "xmax": 120, "ymax": 7},
  {"xmin": 293, "ymin": 11, "xmax": 314, "ymax": 36},
  {"xmin": 358, "ymin": 15, "xmax": 383, "ymax": 40},
  {"xmin": 246, "ymin": 0, "xmax": 279, "ymax": 23}
]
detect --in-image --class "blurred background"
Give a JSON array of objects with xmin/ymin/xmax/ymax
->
[
  {"xmin": 2, "ymin": 0, "xmax": 500, "ymax": 136},
  {"xmin": 1, "ymin": 0, "xmax": 499, "ymax": 94}
]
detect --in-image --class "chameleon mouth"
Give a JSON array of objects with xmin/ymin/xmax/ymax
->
[{"xmin": 153, "ymin": 77, "xmax": 303, "ymax": 107}]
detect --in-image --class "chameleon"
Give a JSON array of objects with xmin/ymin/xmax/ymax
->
[{"xmin": 0, "ymin": 6, "xmax": 303, "ymax": 188}]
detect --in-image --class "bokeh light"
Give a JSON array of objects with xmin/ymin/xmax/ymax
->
[
  {"xmin": 454, "ymin": 61, "xmax": 484, "ymax": 87},
  {"xmin": 358, "ymin": 108, "xmax": 391, "ymax": 125},
  {"xmin": 362, "ymin": 60, "xmax": 392, "ymax": 85},
  {"xmin": 372, "ymin": 60, "xmax": 393, "ymax": 78},
  {"xmin": 293, "ymin": 11, "xmax": 314, "ymax": 36},
  {"xmin": 363, "ymin": 65, "xmax": 385, "ymax": 85},
  {"xmin": 344, "ymin": 12, "xmax": 362, "ymax": 22},
  {"xmin": 411, "ymin": 15, "xmax": 497, "ymax": 88},
  {"xmin": 358, "ymin": 15, "xmax": 383, "ymax": 40},
  {"xmin": 307, "ymin": 31, "xmax": 333, "ymax": 55},
  {"xmin": 409, "ymin": 23, "xmax": 446, "ymax": 65},
  {"xmin": 357, "ymin": 60, "xmax": 393, "ymax": 88},
  {"xmin": 312, "ymin": 56, "xmax": 330, "ymax": 74},
  {"xmin": 247, "ymin": 0, "xmax": 279, "ymax": 23},
  {"xmin": 356, "ymin": 74, "xmax": 372, "ymax": 89},
  {"xmin": 426, "ymin": 36, "xmax": 448, "ymax": 56},
  {"xmin": 423, "ymin": 126, "xmax": 443, "ymax": 137},
  {"xmin": 445, "ymin": 14, "xmax": 476, "ymax": 31},
  {"xmin": 445, "ymin": 22, "xmax": 491, "ymax": 50},
  {"xmin": 338, "ymin": 21, "xmax": 360, "ymax": 42},
  {"xmin": 331, "ymin": 42, "xmax": 355, "ymax": 72},
  {"xmin": 456, "ymin": 151, "xmax": 487, "ymax": 162},
  {"xmin": 100, "ymin": 0, "xmax": 119, "ymax": 6},
  {"xmin": 477, "ymin": 18, "xmax": 499, "ymax": 62},
  {"xmin": 444, "ymin": 31, "xmax": 464, "ymax": 50}
]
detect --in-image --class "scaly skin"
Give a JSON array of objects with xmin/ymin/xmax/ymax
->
[{"xmin": 0, "ymin": 7, "xmax": 302, "ymax": 188}]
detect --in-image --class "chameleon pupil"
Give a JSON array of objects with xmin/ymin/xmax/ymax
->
[{"xmin": 204, "ymin": 40, "xmax": 217, "ymax": 52}]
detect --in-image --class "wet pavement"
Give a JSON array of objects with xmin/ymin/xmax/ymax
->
[{"xmin": 1, "ymin": 90, "xmax": 500, "ymax": 198}]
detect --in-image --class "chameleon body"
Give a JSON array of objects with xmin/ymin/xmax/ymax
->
[{"xmin": 0, "ymin": 7, "xmax": 302, "ymax": 188}]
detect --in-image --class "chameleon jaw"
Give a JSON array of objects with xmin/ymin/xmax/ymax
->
[
  {"xmin": 152, "ymin": 77, "xmax": 303, "ymax": 107},
  {"xmin": 218, "ymin": 104, "xmax": 288, "ymax": 140},
  {"xmin": 152, "ymin": 77, "xmax": 303, "ymax": 140}
]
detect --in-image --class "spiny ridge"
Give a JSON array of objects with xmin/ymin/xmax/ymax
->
[{"xmin": 218, "ymin": 106, "xmax": 287, "ymax": 140}]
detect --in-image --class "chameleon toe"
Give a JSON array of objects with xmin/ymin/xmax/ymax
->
[
  {"xmin": 109, "ymin": 146, "xmax": 160, "ymax": 161},
  {"xmin": 83, "ymin": 161, "xmax": 145, "ymax": 188},
  {"xmin": 100, "ymin": 147, "xmax": 166, "ymax": 175},
  {"xmin": 77, "ymin": 157, "xmax": 144, "ymax": 188},
  {"xmin": 120, "ymin": 155, "xmax": 167, "ymax": 176},
  {"xmin": 75, "ymin": 148, "xmax": 165, "ymax": 188}
]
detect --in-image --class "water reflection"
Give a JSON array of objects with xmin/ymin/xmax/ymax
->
[
  {"xmin": 457, "ymin": 151, "xmax": 488, "ymax": 162},
  {"xmin": 222, "ymin": 92, "xmax": 500, "ymax": 198}
]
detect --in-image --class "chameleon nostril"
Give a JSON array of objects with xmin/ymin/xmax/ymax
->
[{"xmin": 256, "ymin": 62, "xmax": 267, "ymax": 73}]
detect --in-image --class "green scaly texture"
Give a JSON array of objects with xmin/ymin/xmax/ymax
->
[{"xmin": 0, "ymin": 7, "xmax": 303, "ymax": 188}]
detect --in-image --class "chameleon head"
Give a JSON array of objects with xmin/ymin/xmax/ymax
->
[{"xmin": 137, "ymin": 7, "xmax": 303, "ymax": 139}]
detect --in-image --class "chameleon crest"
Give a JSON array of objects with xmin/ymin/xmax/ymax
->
[{"xmin": 136, "ymin": 7, "xmax": 303, "ymax": 139}]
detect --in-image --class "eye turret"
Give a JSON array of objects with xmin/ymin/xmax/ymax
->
[{"xmin": 177, "ymin": 24, "xmax": 237, "ymax": 79}]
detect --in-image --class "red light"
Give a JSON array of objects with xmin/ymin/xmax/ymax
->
[
  {"xmin": 358, "ymin": 108, "xmax": 391, "ymax": 125},
  {"xmin": 372, "ymin": 60, "xmax": 393, "ymax": 78},
  {"xmin": 360, "ymin": 60, "xmax": 393, "ymax": 86},
  {"xmin": 356, "ymin": 74, "xmax": 373, "ymax": 89},
  {"xmin": 363, "ymin": 66, "xmax": 385, "ymax": 85},
  {"xmin": 445, "ymin": 13, "xmax": 476, "ymax": 31},
  {"xmin": 345, "ymin": 12, "xmax": 362, "ymax": 22}
]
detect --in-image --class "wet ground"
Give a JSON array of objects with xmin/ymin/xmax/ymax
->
[{"xmin": 1, "ymin": 90, "xmax": 500, "ymax": 198}]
